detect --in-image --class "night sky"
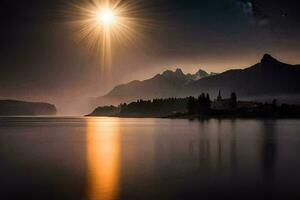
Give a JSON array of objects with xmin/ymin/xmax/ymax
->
[{"xmin": 0, "ymin": 0, "xmax": 300, "ymax": 114}]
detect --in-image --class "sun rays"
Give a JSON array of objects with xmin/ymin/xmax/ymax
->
[{"xmin": 63, "ymin": 0, "xmax": 157, "ymax": 91}]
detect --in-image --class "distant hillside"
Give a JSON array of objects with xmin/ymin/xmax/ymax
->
[
  {"xmin": 92, "ymin": 54, "xmax": 300, "ymax": 106},
  {"xmin": 92, "ymin": 68, "xmax": 215, "ymax": 106},
  {"xmin": 89, "ymin": 98, "xmax": 189, "ymax": 117},
  {"xmin": 186, "ymin": 54, "xmax": 300, "ymax": 101},
  {"xmin": 0, "ymin": 100, "xmax": 57, "ymax": 116}
]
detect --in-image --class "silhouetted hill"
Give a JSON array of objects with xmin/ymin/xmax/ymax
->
[
  {"xmin": 87, "ymin": 105, "xmax": 119, "ymax": 116},
  {"xmin": 89, "ymin": 98, "xmax": 189, "ymax": 117},
  {"xmin": 92, "ymin": 54, "xmax": 300, "ymax": 106},
  {"xmin": 92, "ymin": 68, "xmax": 213, "ymax": 106},
  {"xmin": 0, "ymin": 100, "xmax": 57, "ymax": 116},
  {"xmin": 107, "ymin": 69, "xmax": 188, "ymax": 98},
  {"xmin": 187, "ymin": 54, "xmax": 300, "ymax": 100}
]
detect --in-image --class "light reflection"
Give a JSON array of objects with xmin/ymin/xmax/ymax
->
[{"xmin": 86, "ymin": 118, "xmax": 121, "ymax": 200}]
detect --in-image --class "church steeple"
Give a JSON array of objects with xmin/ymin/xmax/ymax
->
[{"xmin": 217, "ymin": 90, "xmax": 222, "ymax": 100}]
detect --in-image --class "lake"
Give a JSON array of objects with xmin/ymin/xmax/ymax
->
[{"xmin": 0, "ymin": 117, "xmax": 300, "ymax": 200}]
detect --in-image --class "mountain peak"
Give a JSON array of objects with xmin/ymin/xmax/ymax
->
[
  {"xmin": 261, "ymin": 54, "xmax": 280, "ymax": 65},
  {"xmin": 187, "ymin": 69, "xmax": 210, "ymax": 81},
  {"xmin": 195, "ymin": 69, "xmax": 209, "ymax": 76},
  {"xmin": 175, "ymin": 68, "xmax": 184, "ymax": 75},
  {"xmin": 162, "ymin": 68, "xmax": 185, "ymax": 78}
]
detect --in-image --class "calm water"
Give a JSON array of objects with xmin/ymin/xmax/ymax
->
[{"xmin": 0, "ymin": 117, "xmax": 300, "ymax": 200}]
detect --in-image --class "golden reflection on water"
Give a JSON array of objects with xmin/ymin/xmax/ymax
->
[{"xmin": 86, "ymin": 118, "xmax": 121, "ymax": 200}]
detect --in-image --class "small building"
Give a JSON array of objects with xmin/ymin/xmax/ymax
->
[
  {"xmin": 238, "ymin": 101, "xmax": 258, "ymax": 109},
  {"xmin": 211, "ymin": 90, "xmax": 236, "ymax": 111}
]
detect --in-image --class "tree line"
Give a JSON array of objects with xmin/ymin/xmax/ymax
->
[
  {"xmin": 88, "ymin": 92, "xmax": 300, "ymax": 118},
  {"xmin": 186, "ymin": 93, "xmax": 211, "ymax": 115},
  {"xmin": 119, "ymin": 98, "xmax": 189, "ymax": 116}
]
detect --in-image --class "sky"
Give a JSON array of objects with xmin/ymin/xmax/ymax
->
[{"xmin": 0, "ymin": 0, "xmax": 300, "ymax": 114}]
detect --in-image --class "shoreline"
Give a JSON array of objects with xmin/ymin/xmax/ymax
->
[{"xmin": 87, "ymin": 113, "xmax": 300, "ymax": 120}]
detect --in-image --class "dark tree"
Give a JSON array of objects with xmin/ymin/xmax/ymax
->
[
  {"xmin": 197, "ymin": 93, "xmax": 211, "ymax": 114},
  {"xmin": 230, "ymin": 92, "xmax": 237, "ymax": 109},
  {"xmin": 205, "ymin": 93, "xmax": 211, "ymax": 109},
  {"xmin": 187, "ymin": 96, "xmax": 196, "ymax": 114},
  {"xmin": 119, "ymin": 97, "xmax": 189, "ymax": 116},
  {"xmin": 272, "ymin": 99, "xmax": 278, "ymax": 107}
]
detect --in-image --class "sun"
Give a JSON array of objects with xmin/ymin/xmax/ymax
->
[
  {"xmin": 66, "ymin": 0, "xmax": 153, "ymax": 90},
  {"xmin": 97, "ymin": 9, "xmax": 117, "ymax": 26},
  {"xmin": 68, "ymin": 0, "xmax": 146, "ymax": 53}
]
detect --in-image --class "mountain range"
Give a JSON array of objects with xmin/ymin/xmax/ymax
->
[{"xmin": 92, "ymin": 54, "xmax": 300, "ymax": 107}]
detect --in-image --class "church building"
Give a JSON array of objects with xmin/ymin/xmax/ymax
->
[{"xmin": 211, "ymin": 91, "xmax": 237, "ymax": 111}]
